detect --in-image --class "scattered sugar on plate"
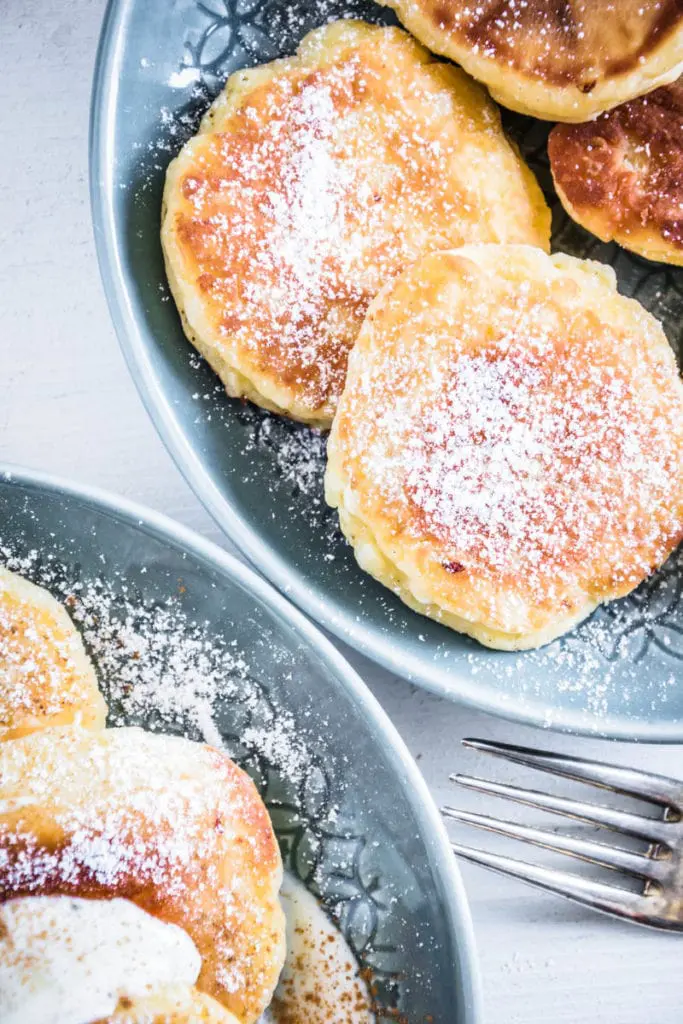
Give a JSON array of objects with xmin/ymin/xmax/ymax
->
[{"xmin": 0, "ymin": 545, "xmax": 311, "ymax": 784}]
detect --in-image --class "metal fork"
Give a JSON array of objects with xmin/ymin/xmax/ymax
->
[{"xmin": 442, "ymin": 738, "xmax": 683, "ymax": 931}]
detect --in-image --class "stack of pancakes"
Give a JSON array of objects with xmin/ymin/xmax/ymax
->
[
  {"xmin": 0, "ymin": 568, "xmax": 285, "ymax": 1024},
  {"xmin": 161, "ymin": 9, "xmax": 683, "ymax": 651}
]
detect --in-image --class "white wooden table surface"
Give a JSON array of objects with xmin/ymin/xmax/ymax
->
[{"xmin": 2, "ymin": 3, "xmax": 682, "ymax": 1021}]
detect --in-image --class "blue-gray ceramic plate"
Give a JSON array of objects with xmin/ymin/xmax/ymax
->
[
  {"xmin": 90, "ymin": 0, "xmax": 683, "ymax": 740},
  {"xmin": 0, "ymin": 464, "xmax": 480, "ymax": 1023}
]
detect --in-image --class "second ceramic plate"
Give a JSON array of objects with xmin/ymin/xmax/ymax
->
[
  {"xmin": 0, "ymin": 464, "xmax": 479, "ymax": 1022},
  {"xmin": 91, "ymin": 0, "xmax": 683, "ymax": 739}
]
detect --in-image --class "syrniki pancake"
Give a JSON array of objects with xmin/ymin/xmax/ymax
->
[
  {"xmin": 326, "ymin": 244, "xmax": 683, "ymax": 650},
  {"xmin": 377, "ymin": 0, "xmax": 683, "ymax": 122},
  {"xmin": 0, "ymin": 567, "xmax": 106, "ymax": 740},
  {"xmin": 162, "ymin": 20, "xmax": 550, "ymax": 427},
  {"xmin": 0, "ymin": 726, "xmax": 285, "ymax": 1024},
  {"xmin": 550, "ymin": 77, "xmax": 683, "ymax": 266}
]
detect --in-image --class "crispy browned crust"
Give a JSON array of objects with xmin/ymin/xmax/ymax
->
[
  {"xmin": 378, "ymin": 0, "xmax": 683, "ymax": 120},
  {"xmin": 549, "ymin": 77, "xmax": 683, "ymax": 264},
  {"xmin": 425, "ymin": 0, "xmax": 683, "ymax": 87}
]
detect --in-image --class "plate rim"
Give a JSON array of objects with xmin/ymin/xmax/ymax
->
[
  {"xmin": 0, "ymin": 458, "xmax": 483, "ymax": 1023},
  {"xmin": 89, "ymin": 0, "xmax": 683, "ymax": 743}
]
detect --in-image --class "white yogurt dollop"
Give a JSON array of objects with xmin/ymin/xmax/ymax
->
[
  {"xmin": 0, "ymin": 878, "xmax": 374, "ymax": 1024},
  {"xmin": 0, "ymin": 895, "xmax": 201, "ymax": 1024}
]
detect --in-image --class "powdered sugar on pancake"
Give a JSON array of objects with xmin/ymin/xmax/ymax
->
[
  {"xmin": 392, "ymin": 330, "xmax": 680, "ymax": 600},
  {"xmin": 177, "ymin": 65, "xmax": 369, "ymax": 406},
  {"xmin": 257, "ymin": 83, "xmax": 354, "ymax": 290}
]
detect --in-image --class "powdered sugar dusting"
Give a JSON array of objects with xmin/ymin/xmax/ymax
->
[
  {"xmin": 237, "ymin": 405, "xmax": 329, "ymax": 498},
  {"xmin": 399, "ymin": 336, "xmax": 679, "ymax": 597},
  {"xmin": 256, "ymin": 82, "xmax": 355, "ymax": 292}
]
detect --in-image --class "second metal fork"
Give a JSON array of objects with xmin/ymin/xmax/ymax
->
[{"xmin": 442, "ymin": 738, "xmax": 683, "ymax": 931}]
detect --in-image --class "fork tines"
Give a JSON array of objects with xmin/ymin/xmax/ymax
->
[{"xmin": 442, "ymin": 738, "xmax": 683, "ymax": 930}]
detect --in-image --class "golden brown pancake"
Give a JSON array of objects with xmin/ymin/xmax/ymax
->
[
  {"xmin": 326, "ymin": 244, "xmax": 683, "ymax": 650},
  {"xmin": 0, "ymin": 568, "xmax": 106, "ymax": 740},
  {"xmin": 0, "ymin": 727, "xmax": 285, "ymax": 1024},
  {"xmin": 161, "ymin": 20, "xmax": 550, "ymax": 427},
  {"xmin": 549, "ymin": 76, "xmax": 683, "ymax": 265},
  {"xmin": 377, "ymin": 0, "xmax": 683, "ymax": 121}
]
